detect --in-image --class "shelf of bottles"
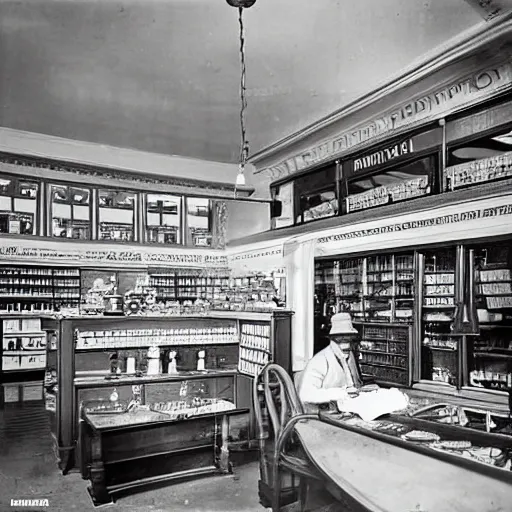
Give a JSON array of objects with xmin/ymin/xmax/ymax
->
[
  {"xmin": 314, "ymin": 262, "xmax": 337, "ymax": 317},
  {"xmin": 215, "ymin": 273, "xmax": 284, "ymax": 313},
  {"xmin": 238, "ymin": 322, "xmax": 271, "ymax": 377},
  {"xmin": 331, "ymin": 252, "xmax": 414, "ymax": 385},
  {"xmin": 336, "ymin": 253, "xmax": 414, "ymax": 324},
  {"xmin": 358, "ymin": 324, "xmax": 410, "ymax": 385},
  {"xmin": 421, "ymin": 249, "xmax": 458, "ymax": 385},
  {"xmin": 148, "ymin": 269, "xmax": 230, "ymax": 303},
  {"xmin": 2, "ymin": 317, "xmax": 47, "ymax": 372},
  {"xmin": 469, "ymin": 241, "xmax": 512, "ymax": 391},
  {"xmin": 75, "ymin": 322, "xmax": 239, "ymax": 350},
  {"xmin": 0, "ymin": 266, "xmax": 81, "ymax": 314}
]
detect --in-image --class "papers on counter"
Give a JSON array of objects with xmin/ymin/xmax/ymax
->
[{"xmin": 337, "ymin": 388, "xmax": 410, "ymax": 422}]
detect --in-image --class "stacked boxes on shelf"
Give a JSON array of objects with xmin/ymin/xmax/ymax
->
[
  {"xmin": 358, "ymin": 324, "xmax": 410, "ymax": 385},
  {"xmin": 335, "ymin": 253, "xmax": 414, "ymax": 324},
  {"xmin": 421, "ymin": 249, "xmax": 458, "ymax": 385},
  {"xmin": 75, "ymin": 324, "xmax": 238, "ymax": 350},
  {"xmin": 2, "ymin": 317, "xmax": 47, "ymax": 373},
  {"xmin": 238, "ymin": 322, "xmax": 271, "ymax": 377}
]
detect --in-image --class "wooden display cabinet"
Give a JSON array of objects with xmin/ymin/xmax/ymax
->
[{"xmin": 44, "ymin": 311, "xmax": 292, "ymax": 478}]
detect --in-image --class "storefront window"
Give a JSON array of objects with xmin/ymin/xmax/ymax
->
[
  {"xmin": 294, "ymin": 166, "xmax": 337, "ymax": 224},
  {"xmin": 51, "ymin": 185, "xmax": 91, "ymax": 239},
  {"xmin": 146, "ymin": 194, "xmax": 181, "ymax": 244},
  {"xmin": 345, "ymin": 156, "xmax": 433, "ymax": 214},
  {"xmin": 468, "ymin": 240, "xmax": 512, "ymax": 390},
  {"xmin": 446, "ymin": 127, "xmax": 512, "ymax": 191},
  {"xmin": 186, "ymin": 198, "xmax": 212, "ymax": 247},
  {"xmin": 98, "ymin": 189, "xmax": 135, "ymax": 242},
  {"xmin": 272, "ymin": 181, "xmax": 294, "ymax": 229},
  {"xmin": 0, "ymin": 175, "xmax": 38, "ymax": 235}
]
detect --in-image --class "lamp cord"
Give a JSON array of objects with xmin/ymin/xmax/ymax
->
[{"xmin": 234, "ymin": 6, "xmax": 249, "ymax": 198}]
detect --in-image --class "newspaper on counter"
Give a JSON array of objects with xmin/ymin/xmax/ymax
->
[{"xmin": 337, "ymin": 388, "xmax": 410, "ymax": 422}]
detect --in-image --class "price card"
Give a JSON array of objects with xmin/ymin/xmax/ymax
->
[
  {"xmin": 424, "ymin": 296, "xmax": 454, "ymax": 306},
  {"xmin": 424, "ymin": 285, "xmax": 454, "ymax": 295}
]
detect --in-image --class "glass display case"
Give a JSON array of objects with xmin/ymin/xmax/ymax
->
[
  {"xmin": 315, "ymin": 251, "xmax": 414, "ymax": 386},
  {"xmin": 468, "ymin": 240, "xmax": 512, "ymax": 390},
  {"xmin": 294, "ymin": 165, "xmax": 338, "ymax": 224},
  {"xmin": 0, "ymin": 174, "xmax": 38, "ymax": 235},
  {"xmin": 50, "ymin": 184, "xmax": 91, "ymax": 239},
  {"xmin": 315, "ymin": 238, "xmax": 512, "ymax": 397},
  {"xmin": 45, "ymin": 312, "xmax": 292, "ymax": 473},
  {"xmin": 420, "ymin": 248, "xmax": 459, "ymax": 386},
  {"xmin": 345, "ymin": 156, "xmax": 434, "ymax": 214},
  {"xmin": 1, "ymin": 316, "xmax": 47, "ymax": 378},
  {"xmin": 145, "ymin": 193, "xmax": 181, "ymax": 244},
  {"xmin": 445, "ymin": 127, "xmax": 512, "ymax": 192},
  {"xmin": 186, "ymin": 197, "xmax": 212, "ymax": 247},
  {"xmin": 98, "ymin": 189, "xmax": 135, "ymax": 242}
]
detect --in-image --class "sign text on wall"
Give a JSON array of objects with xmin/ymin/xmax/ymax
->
[
  {"xmin": 354, "ymin": 139, "xmax": 413, "ymax": 172},
  {"xmin": 0, "ymin": 245, "xmax": 228, "ymax": 267},
  {"xmin": 317, "ymin": 203, "xmax": 512, "ymax": 244}
]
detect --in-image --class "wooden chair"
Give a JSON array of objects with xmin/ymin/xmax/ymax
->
[{"xmin": 253, "ymin": 363, "xmax": 322, "ymax": 512}]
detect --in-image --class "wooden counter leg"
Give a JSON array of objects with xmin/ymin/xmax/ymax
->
[
  {"xmin": 87, "ymin": 433, "xmax": 111, "ymax": 505},
  {"xmin": 218, "ymin": 413, "xmax": 232, "ymax": 474}
]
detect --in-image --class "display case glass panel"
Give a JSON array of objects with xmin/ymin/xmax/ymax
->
[
  {"xmin": 345, "ymin": 156, "xmax": 433, "ymax": 214},
  {"xmin": 98, "ymin": 189, "xmax": 135, "ymax": 242},
  {"xmin": 420, "ymin": 248, "xmax": 459, "ymax": 386},
  {"xmin": 186, "ymin": 198, "xmax": 212, "ymax": 247},
  {"xmin": 446, "ymin": 127, "xmax": 512, "ymax": 191},
  {"xmin": 314, "ymin": 251, "xmax": 414, "ymax": 385},
  {"xmin": 468, "ymin": 239, "xmax": 512, "ymax": 390},
  {"xmin": 51, "ymin": 184, "xmax": 91, "ymax": 239},
  {"xmin": 0, "ymin": 175, "xmax": 38, "ymax": 235},
  {"xmin": 294, "ymin": 166, "xmax": 337, "ymax": 224},
  {"xmin": 272, "ymin": 181, "xmax": 294, "ymax": 229},
  {"xmin": 146, "ymin": 193, "xmax": 182, "ymax": 244}
]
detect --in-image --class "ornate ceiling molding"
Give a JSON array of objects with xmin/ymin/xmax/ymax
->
[{"xmin": 250, "ymin": 14, "xmax": 512, "ymax": 178}]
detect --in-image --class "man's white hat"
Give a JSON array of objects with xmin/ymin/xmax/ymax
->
[{"xmin": 329, "ymin": 312, "xmax": 358, "ymax": 335}]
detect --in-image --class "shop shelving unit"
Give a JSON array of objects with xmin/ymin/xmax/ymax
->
[{"xmin": 44, "ymin": 311, "xmax": 292, "ymax": 474}]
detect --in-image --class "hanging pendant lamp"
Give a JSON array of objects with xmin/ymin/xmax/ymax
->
[{"xmin": 226, "ymin": 0, "xmax": 257, "ymax": 194}]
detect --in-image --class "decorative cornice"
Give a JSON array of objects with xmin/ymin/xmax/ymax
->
[
  {"xmin": 0, "ymin": 236, "xmax": 228, "ymax": 269},
  {"xmin": 250, "ymin": 14, "xmax": 512, "ymax": 172},
  {"xmin": 0, "ymin": 152, "xmax": 254, "ymax": 199}
]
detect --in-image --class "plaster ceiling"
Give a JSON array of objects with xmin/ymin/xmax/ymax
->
[{"xmin": 0, "ymin": 0, "xmax": 486, "ymax": 165}]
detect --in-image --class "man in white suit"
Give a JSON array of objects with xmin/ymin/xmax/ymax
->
[{"xmin": 297, "ymin": 312, "xmax": 364, "ymax": 409}]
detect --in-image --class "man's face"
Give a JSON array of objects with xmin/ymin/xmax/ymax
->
[{"xmin": 331, "ymin": 334, "xmax": 358, "ymax": 352}]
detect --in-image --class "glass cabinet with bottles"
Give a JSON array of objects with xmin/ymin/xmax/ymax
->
[
  {"xmin": 314, "ymin": 238, "xmax": 512, "ymax": 397},
  {"xmin": 315, "ymin": 251, "xmax": 414, "ymax": 386}
]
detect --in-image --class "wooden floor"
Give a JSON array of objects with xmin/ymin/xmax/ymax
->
[{"xmin": 0, "ymin": 380, "xmax": 266, "ymax": 512}]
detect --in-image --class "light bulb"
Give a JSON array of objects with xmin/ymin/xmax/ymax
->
[{"xmin": 236, "ymin": 171, "xmax": 246, "ymax": 187}]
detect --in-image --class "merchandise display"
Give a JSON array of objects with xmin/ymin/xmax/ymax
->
[
  {"xmin": 1, "ymin": 316, "xmax": 47, "ymax": 375},
  {"xmin": 45, "ymin": 311, "xmax": 292, "ymax": 473},
  {"xmin": 421, "ymin": 248, "xmax": 459, "ymax": 385},
  {"xmin": 0, "ymin": 266, "xmax": 81, "ymax": 314}
]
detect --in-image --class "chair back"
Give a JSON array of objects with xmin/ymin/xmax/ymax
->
[{"xmin": 254, "ymin": 363, "xmax": 305, "ymax": 442}]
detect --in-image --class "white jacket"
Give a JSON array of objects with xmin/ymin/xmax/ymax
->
[{"xmin": 297, "ymin": 344, "xmax": 361, "ymax": 405}]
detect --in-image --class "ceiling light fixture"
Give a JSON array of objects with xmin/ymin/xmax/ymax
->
[{"xmin": 227, "ymin": 0, "xmax": 256, "ymax": 195}]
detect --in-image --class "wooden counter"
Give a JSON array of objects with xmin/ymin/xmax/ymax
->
[
  {"xmin": 80, "ymin": 407, "xmax": 249, "ymax": 504},
  {"xmin": 294, "ymin": 418, "xmax": 511, "ymax": 512}
]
